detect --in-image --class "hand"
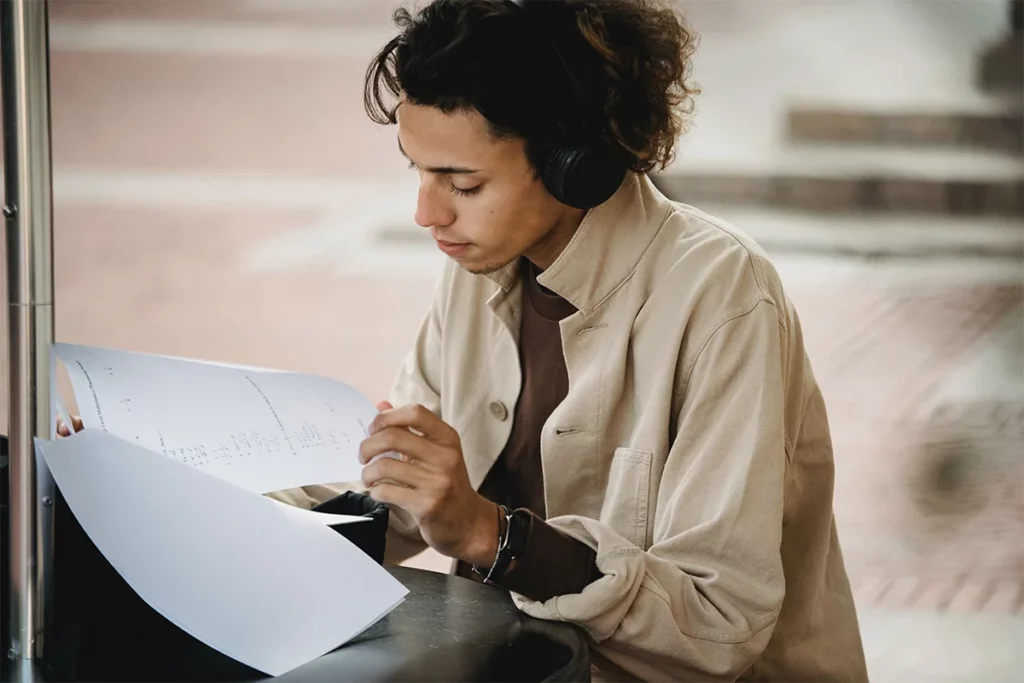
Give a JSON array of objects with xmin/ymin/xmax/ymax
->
[
  {"xmin": 56, "ymin": 415, "xmax": 84, "ymax": 437},
  {"xmin": 359, "ymin": 401, "xmax": 500, "ymax": 567}
]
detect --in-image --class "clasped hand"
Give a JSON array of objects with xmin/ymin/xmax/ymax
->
[{"xmin": 359, "ymin": 401, "xmax": 498, "ymax": 567}]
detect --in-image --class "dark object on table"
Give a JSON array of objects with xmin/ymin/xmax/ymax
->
[
  {"xmin": 312, "ymin": 490, "xmax": 390, "ymax": 564},
  {"xmin": 44, "ymin": 487, "xmax": 260, "ymax": 682}
]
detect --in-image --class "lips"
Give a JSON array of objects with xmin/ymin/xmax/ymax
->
[{"xmin": 434, "ymin": 239, "xmax": 470, "ymax": 257}]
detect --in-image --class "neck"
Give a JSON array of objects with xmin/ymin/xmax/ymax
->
[{"xmin": 523, "ymin": 206, "xmax": 586, "ymax": 270}]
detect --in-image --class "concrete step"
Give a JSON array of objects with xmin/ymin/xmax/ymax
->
[
  {"xmin": 786, "ymin": 105, "xmax": 1024, "ymax": 154},
  {"xmin": 653, "ymin": 145, "xmax": 1024, "ymax": 217},
  {"xmin": 692, "ymin": 206, "xmax": 1024, "ymax": 260},
  {"xmin": 374, "ymin": 204, "xmax": 1024, "ymax": 261}
]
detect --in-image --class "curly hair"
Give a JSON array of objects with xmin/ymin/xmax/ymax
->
[{"xmin": 364, "ymin": 0, "xmax": 700, "ymax": 174}]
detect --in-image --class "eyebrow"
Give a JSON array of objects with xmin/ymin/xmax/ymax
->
[{"xmin": 398, "ymin": 138, "xmax": 480, "ymax": 175}]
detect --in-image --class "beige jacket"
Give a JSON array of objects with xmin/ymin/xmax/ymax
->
[{"xmin": 275, "ymin": 173, "xmax": 868, "ymax": 681}]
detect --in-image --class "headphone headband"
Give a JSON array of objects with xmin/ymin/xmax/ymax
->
[
  {"xmin": 504, "ymin": 0, "xmax": 630, "ymax": 209},
  {"xmin": 504, "ymin": 0, "xmax": 599, "ymax": 140}
]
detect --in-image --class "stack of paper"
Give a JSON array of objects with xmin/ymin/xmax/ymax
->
[{"xmin": 36, "ymin": 343, "xmax": 410, "ymax": 677}]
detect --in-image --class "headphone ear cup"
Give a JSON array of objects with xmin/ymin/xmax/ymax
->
[
  {"xmin": 542, "ymin": 144, "xmax": 629, "ymax": 210},
  {"xmin": 540, "ymin": 147, "xmax": 581, "ymax": 208}
]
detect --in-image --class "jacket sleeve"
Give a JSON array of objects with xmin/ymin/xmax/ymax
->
[
  {"xmin": 380, "ymin": 260, "xmax": 454, "ymax": 554},
  {"xmin": 386, "ymin": 260, "xmax": 451, "ymax": 417},
  {"xmin": 512, "ymin": 299, "xmax": 789, "ymax": 681}
]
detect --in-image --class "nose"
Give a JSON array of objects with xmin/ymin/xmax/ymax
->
[{"xmin": 414, "ymin": 181, "xmax": 455, "ymax": 230}]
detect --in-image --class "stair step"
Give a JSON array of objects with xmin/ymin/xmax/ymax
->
[
  {"xmin": 690, "ymin": 206, "xmax": 1024, "ymax": 260},
  {"xmin": 786, "ymin": 106, "xmax": 1023, "ymax": 153},
  {"xmin": 654, "ymin": 145, "xmax": 1024, "ymax": 216}
]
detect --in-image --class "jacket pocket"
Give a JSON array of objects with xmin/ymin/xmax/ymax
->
[{"xmin": 599, "ymin": 447, "xmax": 653, "ymax": 549}]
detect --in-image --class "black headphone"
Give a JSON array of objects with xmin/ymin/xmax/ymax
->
[{"xmin": 506, "ymin": 0, "xmax": 632, "ymax": 210}]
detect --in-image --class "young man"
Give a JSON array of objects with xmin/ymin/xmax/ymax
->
[{"xmin": 332, "ymin": 0, "xmax": 868, "ymax": 679}]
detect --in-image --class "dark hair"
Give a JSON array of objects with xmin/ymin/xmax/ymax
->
[{"xmin": 364, "ymin": 0, "xmax": 700, "ymax": 174}]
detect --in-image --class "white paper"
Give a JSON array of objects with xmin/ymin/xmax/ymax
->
[
  {"xmin": 54, "ymin": 343, "xmax": 377, "ymax": 494},
  {"xmin": 38, "ymin": 429, "xmax": 407, "ymax": 677}
]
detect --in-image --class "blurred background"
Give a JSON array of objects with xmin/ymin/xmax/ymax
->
[{"xmin": 1, "ymin": 0, "xmax": 1021, "ymax": 680}]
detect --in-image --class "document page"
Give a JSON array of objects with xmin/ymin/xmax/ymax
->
[
  {"xmin": 37, "ymin": 429, "xmax": 408, "ymax": 677},
  {"xmin": 55, "ymin": 343, "xmax": 378, "ymax": 494}
]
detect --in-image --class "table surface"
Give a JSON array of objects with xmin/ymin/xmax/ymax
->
[
  {"xmin": 270, "ymin": 565, "xmax": 591, "ymax": 682},
  {"xmin": 0, "ymin": 564, "xmax": 591, "ymax": 683}
]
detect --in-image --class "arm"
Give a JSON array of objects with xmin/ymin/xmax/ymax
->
[
  {"xmin": 386, "ymin": 260, "xmax": 450, "ymax": 417},
  {"xmin": 513, "ymin": 299, "xmax": 789, "ymax": 681},
  {"xmin": 379, "ymin": 261, "xmax": 455, "ymax": 558}
]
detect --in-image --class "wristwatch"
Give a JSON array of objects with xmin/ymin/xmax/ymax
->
[{"xmin": 474, "ymin": 506, "xmax": 531, "ymax": 585}]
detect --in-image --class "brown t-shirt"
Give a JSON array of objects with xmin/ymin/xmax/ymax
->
[{"xmin": 455, "ymin": 259, "xmax": 600, "ymax": 601}]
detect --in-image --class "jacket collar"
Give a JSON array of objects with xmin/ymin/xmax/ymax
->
[{"xmin": 484, "ymin": 172, "xmax": 674, "ymax": 316}]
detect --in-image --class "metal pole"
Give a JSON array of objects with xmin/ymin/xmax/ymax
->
[{"xmin": 2, "ymin": 0, "xmax": 57, "ymax": 675}]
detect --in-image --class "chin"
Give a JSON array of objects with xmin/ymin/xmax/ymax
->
[{"xmin": 458, "ymin": 254, "xmax": 517, "ymax": 276}]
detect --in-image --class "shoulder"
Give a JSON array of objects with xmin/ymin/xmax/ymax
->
[{"xmin": 636, "ymin": 201, "xmax": 791, "ymax": 335}]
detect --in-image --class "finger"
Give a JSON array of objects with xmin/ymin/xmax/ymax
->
[
  {"xmin": 369, "ymin": 404, "xmax": 456, "ymax": 443},
  {"xmin": 57, "ymin": 419, "xmax": 70, "ymax": 437},
  {"xmin": 71, "ymin": 415, "xmax": 84, "ymax": 432},
  {"xmin": 366, "ymin": 482, "xmax": 420, "ymax": 515},
  {"xmin": 366, "ymin": 450, "xmax": 412, "ymax": 467},
  {"xmin": 359, "ymin": 426, "xmax": 442, "ymax": 467},
  {"xmin": 376, "ymin": 400, "xmax": 394, "ymax": 412},
  {"xmin": 361, "ymin": 457, "xmax": 432, "ymax": 491}
]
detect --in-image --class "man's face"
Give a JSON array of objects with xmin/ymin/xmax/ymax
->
[{"xmin": 396, "ymin": 101, "xmax": 584, "ymax": 275}]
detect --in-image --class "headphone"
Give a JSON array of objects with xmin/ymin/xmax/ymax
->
[{"xmin": 506, "ymin": 0, "xmax": 632, "ymax": 210}]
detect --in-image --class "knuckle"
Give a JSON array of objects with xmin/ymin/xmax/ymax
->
[
  {"xmin": 436, "ymin": 475, "xmax": 454, "ymax": 497},
  {"xmin": 439, "ymin": 449, "xmax": 459, "ymax": 470},
  {"xmin": 378, "ymin": 430, "xmax": 400, "ymax": 451}
]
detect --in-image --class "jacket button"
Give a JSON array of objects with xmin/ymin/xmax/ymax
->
[{"xmin": 489, "ymin": 401, "xmax": 509, "ymax": 421}]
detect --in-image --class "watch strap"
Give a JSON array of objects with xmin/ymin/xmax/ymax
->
[{"xmin": 473, "ymin": 505, "xmax": 531, "ymax": 585}]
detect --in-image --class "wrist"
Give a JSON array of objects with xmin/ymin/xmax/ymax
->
[{"xmin": 459, "ymin": 498, "xmax": 502, "ymax": 567}]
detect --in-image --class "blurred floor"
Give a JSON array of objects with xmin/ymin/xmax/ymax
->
[{"xmin": 1, "ymin": 1, "xmax": 1021, "ymax": 680}]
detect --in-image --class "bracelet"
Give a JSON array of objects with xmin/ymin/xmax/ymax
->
[{"xmin": 473, "ymin": 503, "xmax": 509, "ymax": 584}]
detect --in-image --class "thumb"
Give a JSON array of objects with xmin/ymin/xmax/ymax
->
[{"xmin": 376, "ymin": 400, "xmax": 394, "ymax": 412}]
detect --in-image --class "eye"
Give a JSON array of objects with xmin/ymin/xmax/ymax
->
[{"xmin": 449, "ymin": 183, "xmax": 481, "ymax": 197}]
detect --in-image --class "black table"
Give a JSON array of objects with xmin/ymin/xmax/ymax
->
[
  {"xmin": 5, "ymin": 558, "xmax": 591, "ymax": 683},
  {"xmin": 272, "ymin": 565, "xmax": 591, "ymax": 682},
  {"xmin": 2, "ymin": 440, "xmax": 590, "ymax": 682}
]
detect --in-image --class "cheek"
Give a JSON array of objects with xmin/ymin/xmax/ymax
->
[
  {"xmin": 458, "ymin": 182, "xmax": 554, "ymax": 252},
  {"xmin": 460, "ymin": 201, "xmax": 525, "ymax": 248}
]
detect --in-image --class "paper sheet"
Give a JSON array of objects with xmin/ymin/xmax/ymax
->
[
  {"xmin": 38, "ymin": 429, "xmax": 407, "ymax": 677},
  {"xmin": 54, "ymin": 343, "xmax": 377, "ymax": 494}
]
